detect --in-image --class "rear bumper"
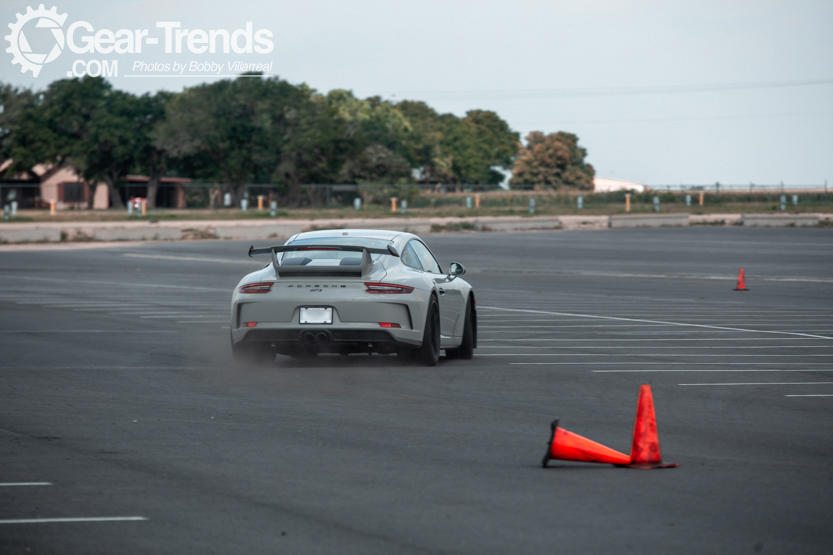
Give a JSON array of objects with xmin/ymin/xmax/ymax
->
[
  {"xmin": 230, "ymin": 285, "xmax": 430, "ymax": 349},
  {"xmin": 237, "ymin": 327, "xmax": 403, "ymax": 344},
  {"xmin": 234, "ymin": 326, "xmax": 417, "ymax": 354}
]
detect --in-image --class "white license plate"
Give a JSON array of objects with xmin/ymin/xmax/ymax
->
[{"xmin": 300, "ymin": 307, "xmax": 333, "ymax": 324}]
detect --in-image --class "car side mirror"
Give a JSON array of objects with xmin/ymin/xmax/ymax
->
[{"xmin": 448, "ymin": 262, "xmax": 466, "ymax": 277}]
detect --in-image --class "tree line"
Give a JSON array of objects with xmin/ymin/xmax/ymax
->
[{"xmin": 0, "ymin": 75, "xmax": 595, "ymax": 208}]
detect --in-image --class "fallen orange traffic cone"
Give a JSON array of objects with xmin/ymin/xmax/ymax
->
[
  {"xmin": 542, "ymin": 419, "xmax": 631, "ymax": 467},
  {"xmin": 734, "ymin": 268, "xmax": 748, "ymax": 291},
  {"xmin": 624, "ymin": 384, "xmax": 678, "ymax": 469}
]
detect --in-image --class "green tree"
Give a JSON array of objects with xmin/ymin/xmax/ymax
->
[
  {"xmin": 323, "ymin": 91, "xmax": 413, "ymax": 184},
  {"xmin": 155, "ymin": 75, "xmax": 303, "ymax": 204},
  {"xmin": 510, "ymin": 131, "xmax": 595, "ymax": 189},
  {"xmin": 339, "ymin": 144, "xmax": 411, "ymax": 184},
  {"xmin": 271, "ymin": 85, "xmax": 350, "ymax": 206},
  {"xmin": 462, "ymin": 110, "xmax": 518, "ymax": 173},
  {"xmin": 83, "ymin": 88, "xmax": 146, "ymax": 208},
  {"xmin": 394, "ymin": 103, "xmax": 517, "ymax": 185},
  {"xmin": 8, "ymin": 77, "xmax": 110, "ymax": 177},
  {"xmin": 136, "ymin": 91, "xmax": 174, "ymax": 209},
  {"xmin": 9, "ymin": 76, "xmax": 143, "ymax": 208},
  {"xmin": 441, "ymin": 110, "xmax": 517, "ymax": 185},
  {"xmin": 0, "ymin": 84, "xmax": 35, "ymax": 163},
  {"xmin": 394, "ymin": 100, "xmax": 450, "ymax": 182}
]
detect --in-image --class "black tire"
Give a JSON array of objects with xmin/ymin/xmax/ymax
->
[
  {"xmin": 231, "ymin": 334, "xmax": 275, "ymax": 367},
  {"xmin": 446, "ymin": 297, "xmax": 474, "ymax": 360},
  {"xmin": 415, "ymin": 295, "xmax": 440, "ymax": 366}
]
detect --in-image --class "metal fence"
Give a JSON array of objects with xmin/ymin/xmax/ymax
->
[
  {"xmin": 648, "ymin": 182, "xmax": 829, "ymax": 193},
  {"xmin": 2, "ymin": 180, "xmax": 830, "ymax": 210}
]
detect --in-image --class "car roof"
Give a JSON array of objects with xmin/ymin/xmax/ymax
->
[{"xmin": 289, "ymin": 229, "xmax": 415, "ymax": 243}]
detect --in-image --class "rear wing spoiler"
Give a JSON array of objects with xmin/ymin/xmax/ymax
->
[{"xmin": 248, "ymin": 244, "xmax": 400, "ymax": 278}]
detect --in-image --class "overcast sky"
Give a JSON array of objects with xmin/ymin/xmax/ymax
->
[{"xmin": 2, "ymin": 0, "xmax": 831, "ymax": 185}]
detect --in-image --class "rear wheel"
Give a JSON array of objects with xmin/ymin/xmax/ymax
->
[
  {"xmin": 446, "ymin": 297, "xmax": 474, "ymax": 360},
  {"xmin": 414, "ymin": 296, "xmax": 440, "ymax": 366}
]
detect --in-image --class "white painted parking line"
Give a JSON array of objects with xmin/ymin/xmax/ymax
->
[
  {"xmin": 478, "ymin": 345, "xmax": 833, "ymax": 349},
  {"xmin": 512, "ymin": 362, "xmax": 833, "ymax": 365},
  {"xmin": 140, "ymin": 315, "xmax": 223, "ymax": 319},
  {"xmin": 483, "ymin": 354, "xmax": 833, "ymax": 357},
  {"xmin": 479, "ymin": 306, "xmax": 833, "ymax": 340},
  {"xmin": 2, "ymin": 366, "xmax": 223, "ymax": 370},
  {"xmin": 123, "ymin": 253, "xmax": 261, "ymax": 265},
  {"xmin": 478, "ymin": 324, "xmax": 673, "ymax": 329},
  {"xmin": 480, "ymin": 338, "xmax": 830, "ymax": 342},
  {"xmin": 0, "ymin": 517, "xmax": 147, "ymax": 524},
  {"xmin": 678, "ymin": 382, "xmax": 833, "ymax": 386},
  {"xmin": 113, "ymin": 311, "xmax": 225, "ymax": 315},
  {"xmin": 594, "ymin": 369, "xmax": 833, "ymax": 373},
  {"xmin": 0, "ymin": 330, "xmax": 170, "ymax": 334},
  {"xmin": 21, "ymin": 276, "xmax": 228, "ymax": 293},
  {"xmin": 178, "ymin": 320, "xmax": 228, "ymax": 324},
  {"xmin": 498, "ymin": 313, "xmax": 833, "ymax": 320},
  {"xmin": 785, "ymin": 394, "xmax": 833, "ymax": 397},
  {"xmin": 480, "ymin": 331, "xmax": 824, "ymax": 337},
  {"xmin": 0, "ymin": 482, "xmax": 52, "ymax": 486},
  {"xmin": 42, "ymin": 303, "xmax": 144, "ymax": 308},
  {"xmin": 484, "ymin": 270, "xmax": 833, "ymax": 284},
  {"xmin": 477, "ymin": 318, "xmax": 833, "ymax": 324}
]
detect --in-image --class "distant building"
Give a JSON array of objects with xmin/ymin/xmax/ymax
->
[
  {"xmin": 0, "ymin": 160, "xmax": 191, "ymax": 209},
  {"xmin": 0, "ymin": 160, "xmax": 89, "ymax": 209},
  {"xmin": 121, "ymin": 175, "xmax": 192, "ymax": 209},
  {"xmin": 593, "ymin": 177, "xmax": 646, "ymax": 193}
]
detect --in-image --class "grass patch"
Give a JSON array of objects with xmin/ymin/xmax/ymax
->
[
  {"xmin": 181, "ymin": 228, "xmax": 217, "ymax": 240},
  {"xmin": 430, "ymin": 221, "xmax": 479, "ymax": 233}
]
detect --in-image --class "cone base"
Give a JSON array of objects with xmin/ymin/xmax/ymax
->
[
  {"xmin": 542, "ymin": 419, "xmax": 557, "ymax": 467},
  {"xmin": 617, "ymin": 462, "xmax": 679, "ymax": 469},
  {"xmin": 733, "ymin": 288, "xmax": 749, "ymax": 291}
]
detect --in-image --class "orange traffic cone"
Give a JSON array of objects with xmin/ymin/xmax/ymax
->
[
  {"xmin": 542, "ymin": 419, "xmax": 631, "ymax": 467},
  {"xmin": 625, "ymin": 385, "xmax": 678, "ymax": 469},
  {"xmin": 734, "ymin": 268, "xmax": 748, "ymax": 291}
]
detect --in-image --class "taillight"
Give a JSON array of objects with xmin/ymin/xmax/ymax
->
[
  {"xmin": 364, "ymin": 283, "xmax": 414, "ymax": 294},
  {"xmin": 244, "ymin": 322, "xmax": 257, "ymax": 327},
  {"xmin": 379, "ymin": 322, "xmax": 401, "ymax": 328},
  {"xmin": 239, "ymin": 282, "xmax": 273, "ymax": 294}
]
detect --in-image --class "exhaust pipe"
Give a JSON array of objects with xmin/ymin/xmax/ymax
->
[
  {"xmin": 303, "ymin": 332, "xmax": 316, "ymax": 343},
  {"xmin": 315, "ymin": 332, "xmax": 329, "ymax": 343}
]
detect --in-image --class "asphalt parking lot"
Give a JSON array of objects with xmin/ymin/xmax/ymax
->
[{"xmin": 1, "ymin": 227, "xmax": 832, "ymax": 554}]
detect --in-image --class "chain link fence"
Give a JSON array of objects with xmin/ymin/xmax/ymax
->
[{"xmin": 1, "ymin": 181, "xmax": 830, "ymax": 211}]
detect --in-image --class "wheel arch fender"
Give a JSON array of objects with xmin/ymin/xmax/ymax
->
[{"xmin": 468, "ymin": 291, "xmax": 477, "ymax": 348}]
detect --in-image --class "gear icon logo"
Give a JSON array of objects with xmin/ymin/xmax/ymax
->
[{"xmin": 5, "ymin": 5, "xmax": 68, "ymax": 77}]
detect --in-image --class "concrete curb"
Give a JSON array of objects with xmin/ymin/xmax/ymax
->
[
  {"xmin": 0, "ymin": 216, "xmax": 562, "ymax": 243},
  {"xmin": 741, "ymin": 214, "xmax": 819, "ymax": 227},
  {"xmin": 609, "ymin": 213, "xmax": 690, "ymax": 228},
  {"xmin": 0, "ymin": 213, "xmax": 827, "ymax": 244},
  {"xmin": 689, "ymin": 213, "xmax": 743, "ymax": 225}
]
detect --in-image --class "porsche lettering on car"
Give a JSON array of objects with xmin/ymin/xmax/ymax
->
[{"xmin": 230, "ymin": 229, "xmax": 476, "ymax": 366}]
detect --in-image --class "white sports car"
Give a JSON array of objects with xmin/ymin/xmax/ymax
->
[{"xmin": 230, "ymin": 229, "xmax": 476, "ymax": 366}]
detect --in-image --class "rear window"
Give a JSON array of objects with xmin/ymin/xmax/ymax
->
[{"xmin": 282, "ymin": 237, "xmax": 392, "ymax": 264}]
